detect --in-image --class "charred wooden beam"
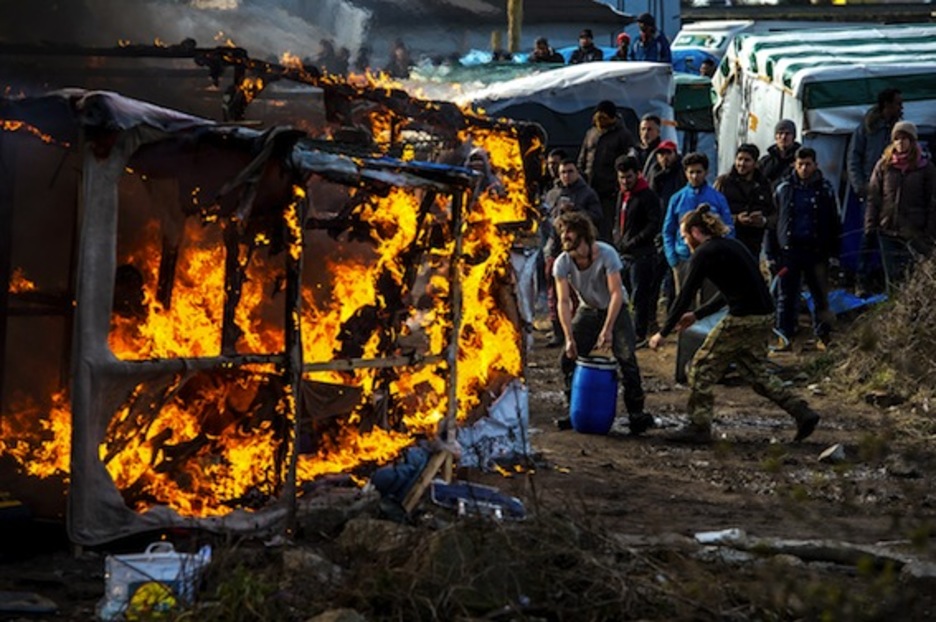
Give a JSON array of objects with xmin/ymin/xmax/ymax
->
[
  {"xmin": 221, "ymin": 223, "xmax": 247, "ymax": 355},
  {"xmin": 0, "ymin": 133, "xmax": 14, "ymax": 411},
  {"xmin": 155, "ymin": 236, "xmax": 179, "ymax": 310}
]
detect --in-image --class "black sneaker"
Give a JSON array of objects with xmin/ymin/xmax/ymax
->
[
  {"xmin": 664, "ymin": 423, "xmax": 714, "ymax": 444},
  {"xmin": 545, "ymin": 333, "xmax": 563, "ymax": 348},
  {"xmin": 793, "ymin": 411, "xmax": 820, "ymax": 442},
  {"xmin": 555, "ymin": 416, "xmax": 573, "ymax": 431},
  {"xmin": 628, "ymin": 412, "xmax": 655, "ymax": 436}
]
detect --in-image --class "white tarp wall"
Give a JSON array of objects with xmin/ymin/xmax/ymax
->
[{"xmin": 455, "ymin": 61, "xmax": 677, "ymax": 142}]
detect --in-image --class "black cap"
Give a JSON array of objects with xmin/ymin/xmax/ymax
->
[
  {"xmin": 579, "ymin": 28, "xmax": 594, "ymax": 39},
  {"xmin": 596, "ymin": 100, "xmax": 617, "ymax": 117},
  {"xmin": 637, "ymin": 12, "xmax": 655, "ymax": 27}
]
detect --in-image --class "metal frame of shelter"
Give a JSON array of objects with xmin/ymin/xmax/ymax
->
[{"xmin": 0, "ymin": 90, "xmax": 477, "ymax": 545}]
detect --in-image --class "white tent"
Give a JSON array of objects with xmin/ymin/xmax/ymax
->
[
  {"xmin": 714, "ymin": 24, "xmax": 936, "ymax": 186},
  {"xmin": 454, "ymin": 62, "xmax": 677, "ymax": 152}
]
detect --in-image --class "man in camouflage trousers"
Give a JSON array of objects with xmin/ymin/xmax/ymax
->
[{"xmin": 649, "ymin": 204, "xmax": 821, "ymax": 444}]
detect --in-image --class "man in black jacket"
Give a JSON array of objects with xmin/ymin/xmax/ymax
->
[
  {"xmin": 578, "ymin": 100, "xmax": 636, "ymax": 243},
  {"xmin": 714, "ymin": 143, "xmax": 774, "ymax": 260},
  {"xmin": 612, "ymin": 155, "xmax": 662, "ymax": 345},
  {"xmin": 569, "ymin": 29, "xmax": 604, "ymax": 64}
]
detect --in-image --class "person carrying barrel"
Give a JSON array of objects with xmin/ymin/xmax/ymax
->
[
  {"xmin": 553, "ymin": 211, "xmax": 653, "ymax": 435},
  {"xmin": 647, "ymin": 204, "xmax": 822, "ymax": 444}
]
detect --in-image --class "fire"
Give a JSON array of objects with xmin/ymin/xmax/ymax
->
[
  {"xmin": 1, "ymin": 119, "xmax": 69, "ymax": 147},
  {"xmin": 5, "ymin": 101, "xmax": 534, "ymax": 519},
  {"xmin": 8, "ymin": 267, "xmax": 37, "ymax": 293},
  {"xmin": 100, "ymin": 372, "xmax": 284, "ymax": 516},
  {"xmin": 0, "ymin": 390, "xmax": 71, "ymax": 480}
]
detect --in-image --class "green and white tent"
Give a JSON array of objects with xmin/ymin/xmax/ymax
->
[{"xmin": 714, "ymin": 23, "xmax": 936, "ymax": 193}]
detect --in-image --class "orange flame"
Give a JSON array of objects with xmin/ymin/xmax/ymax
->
[
  {"xmin": 8, "ymin": 267, "xmax": 37, "ymax": 293},
  {"xmin": 6, "ymin": 114, "xmax": 534, "ymax": 519},
  {"xmin": 1, "ymin": 119, "xmax": 69, "ymax": 147}
]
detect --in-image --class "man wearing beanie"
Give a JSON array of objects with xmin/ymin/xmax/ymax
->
[
  {"xmin": 758, "ymin": 119, "xmax": 801, "ymax": 188},
  {"xmin": 570, "ymin": 28, "xmax": 603, "ymax": 64},
  {"xmin": 630, "ymin": 13, "xmax": 672, "ymax": 63},
  {"xmin": 577, "ymin": 100, "xmax": 636, "ymax": 243},
  {"xmin": 714, "ymin": 143, "xmax": 774, "ymax": 260}
]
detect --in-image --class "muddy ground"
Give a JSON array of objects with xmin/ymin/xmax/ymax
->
[{"xmin": 2, "ymin": 313, "xmax": 936, "ymax": 620}]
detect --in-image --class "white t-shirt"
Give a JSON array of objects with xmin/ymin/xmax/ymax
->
[{"xmin": 552, "ymin": 242, "xmax": 629, "ymax": 309}]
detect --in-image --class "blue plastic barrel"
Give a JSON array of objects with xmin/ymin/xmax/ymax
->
[{"xmin": 569, "ymin": 356, "xmax": 618, "ymax": 434}]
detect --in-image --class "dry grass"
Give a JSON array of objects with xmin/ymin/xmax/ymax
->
[{"xmin": 834, "ymin": 256, "xmax": 936, "ymax": 440}]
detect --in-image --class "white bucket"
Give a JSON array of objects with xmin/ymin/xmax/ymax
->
[{"xmin": 96, "ymin": 541, "xmax": 212, "ymax": 621}]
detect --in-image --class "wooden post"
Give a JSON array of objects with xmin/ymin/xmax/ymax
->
[
  {"xmin": 507, "ymin": 0, "xmax": 523, "ymax": 55},
  {"xmin": 282, "ymin": 191, "xmax": 305, "ymax": 538},
  {"xmin": 442, "ymin": 190, "xmax": 465, "ymax": 483}
]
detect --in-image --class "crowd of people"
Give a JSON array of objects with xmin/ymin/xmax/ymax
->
[
  {"xmin": 531, "ymin": 13, "xmax": 673, "ymax": 66},
  {"xmin": 538, "ymin": 88, "xmax": 936, "ymax": 444}
]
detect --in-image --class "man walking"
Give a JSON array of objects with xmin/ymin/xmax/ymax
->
[
  {"xmin": 554, "ymin": 211, "xmax": 653, "ymax": 435},
  {"xmin": 648, "ymin": 205, "xmax": 821, "ymax": 444}
]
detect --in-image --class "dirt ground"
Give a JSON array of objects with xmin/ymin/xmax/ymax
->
[
  {"xmin": 507, "ymin": 322, "xmax": 936, "ymax": 545},
  {"xmin": 3, "ymin": 311, "xmax": 936, "ymax": 620}
]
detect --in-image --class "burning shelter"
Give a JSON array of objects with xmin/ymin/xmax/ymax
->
[{"xmin": 0, "ymin": 87, "xmax": 535, "ymax": 545}]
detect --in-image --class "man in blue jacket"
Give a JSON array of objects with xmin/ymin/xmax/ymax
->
[
  {"xmin": 629, "ymin": 13, "xmax": 672, "ymax": 63},
  {"xmin": 662, "ymin": 152, "xmax": 733, "ymax": 294}
]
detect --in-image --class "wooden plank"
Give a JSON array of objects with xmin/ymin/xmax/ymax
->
[{"xmin": 401, "ymin": 449, "xmax": 451, "ymax": 514}]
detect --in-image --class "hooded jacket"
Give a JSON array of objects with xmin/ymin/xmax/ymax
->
[
  {"xmin": 714, "ymin": 168, "xmax": 774, "ymax": 257},
  {"xmin": 767, "ymin": 170, "xmax": 840, "ymax": 260},
  {"xmin": 543, "ymin": 177, "xmax": 603, "ymax": 258},
  {"xmin": 577, "ymin": 119, "xmax": 636, "ymax": 199},
  {"xmin": 758, "ymin": 142, "xmax": 801, "ymax": 188},
  {"xmin": 662, "ymin": 183, "xmax": 734, "ymax": 267}
]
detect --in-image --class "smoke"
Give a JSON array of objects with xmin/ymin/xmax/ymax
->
[{"xmin": 0, "ymin": 0, "xmax": 370, "ymax": 60}]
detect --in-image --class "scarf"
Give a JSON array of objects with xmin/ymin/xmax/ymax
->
[
  {"xmin": 620, "ymin": 177, "xmax": 650, "ymax": 231},
  {"xmin": 890, "ymin": 150, "xmax": 924, "ymax": 173}
]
